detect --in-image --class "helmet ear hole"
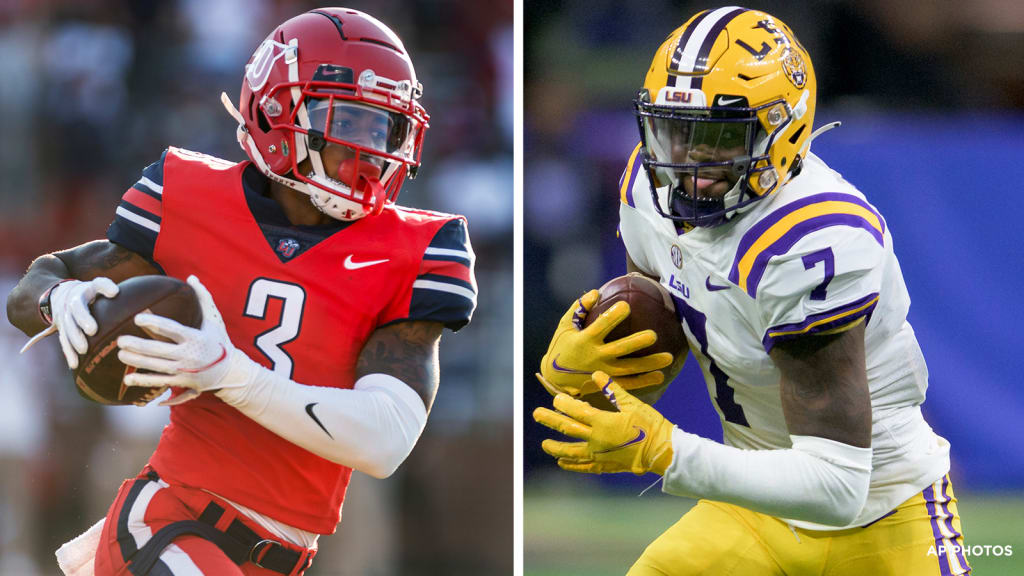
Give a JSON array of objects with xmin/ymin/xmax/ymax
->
[
  {"xmin": 788, "ymin": 124, "xmax": 806, "ymax": 145},
  {"xmin": 256, "ymin": 107, "xmax": 272, "ymax": 133}
]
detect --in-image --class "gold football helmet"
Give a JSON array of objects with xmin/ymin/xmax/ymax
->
[{"xmin": 635, "ymin": 7, "xmax": 817, "ymax": 227}]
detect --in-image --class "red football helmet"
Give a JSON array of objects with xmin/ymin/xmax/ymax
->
[{"xmin": 222, "ymin": 8, "xmax": 429, "ymax": 220}]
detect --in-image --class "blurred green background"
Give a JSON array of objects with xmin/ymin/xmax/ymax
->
[{"xmin": 525, "ymin": 486, "xmax": 1024, "ymax": 575}]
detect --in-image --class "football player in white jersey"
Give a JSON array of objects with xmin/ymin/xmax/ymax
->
[{"xmin": 533, "ymin": 7, "xmax": 969, "ymax": 575}]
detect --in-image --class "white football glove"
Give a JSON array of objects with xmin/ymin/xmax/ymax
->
[
  {"xmin": 117, "ymin": 275, "xmax": 250, "ymax": 406},
  {"xmin": 27, "ymin": 277, "xmax": 120, "ymax": 369}
]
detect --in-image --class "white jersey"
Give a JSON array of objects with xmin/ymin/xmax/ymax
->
[{"xmin": 618, "ymin": 145, "xmax": 950, "ymax": 530}]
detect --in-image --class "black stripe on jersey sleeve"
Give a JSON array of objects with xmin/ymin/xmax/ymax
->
[
  {"xmin": 106, "ymin": 216, "xmax": 160, "ymax": 268},
  {"xmin": 417, "ymin": 218, "xmax": 476, "ymax": 331},
  {"xmin": 415, "ymin": 273, "xmax": 476, "ymax": 292},
  {"xmin": 407, "ymin": 285, "xmax": 476, "ymax": 332},
  {"xmin": 116, "ymin": 199, "xmax": 163, "ymax": 225},
  {"xmin": 139, "ymin": 149, "xmax": 167, "ymax": 188},
  {"xmin": 428, "ymin": 218, "xmax": 473, "ymax": 253},
  {"xmin": 382, "ymin": 218, "xmax": 477, "ymax": 331},
  {"xmin": 105, "ymin": 149, "xmax": 169, "ymax": 265},
  {"xmin": 422, "ymin": 252, "xmax": 471, "ymax": 264}
]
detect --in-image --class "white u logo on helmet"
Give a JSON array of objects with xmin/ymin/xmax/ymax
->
[{"xmin": 246, "ymin": 38, "xmax": 288, "ymax": 91}]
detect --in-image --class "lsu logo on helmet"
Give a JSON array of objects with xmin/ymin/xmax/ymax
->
[{"xmin": 782, "ymin": 50, "xmax": 807, "ymax": 89}]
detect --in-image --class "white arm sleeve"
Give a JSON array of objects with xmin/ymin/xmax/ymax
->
[
  {"xmin": 663, "ymin": 429, "xmax": 872, "ymax": 527},
  {"xmin": 214, "ymin": 352, "xmax": 428, "ymax": 479}
]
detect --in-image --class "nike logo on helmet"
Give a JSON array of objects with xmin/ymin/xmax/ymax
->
[
  {"xmin": 706, "ymin": 276, "xmax": 730, "ymax": 292},
  {"xmin": 551, "ymin": 355, "xmax": 590, "ymax": 374},
  {"xmin": 305, "ymin": 402, "xmax": 334, "ymax": 439},
  {"xmin": 343, "ymin": 255, "xmax": 390, "ymax": 270},
  {"xmin": 594, "ymin": 426, "xmax": 647, "ymax": 453},
  {"xmin": 717, "ymin": 96, "xmax": 745, "ymax": 106}
]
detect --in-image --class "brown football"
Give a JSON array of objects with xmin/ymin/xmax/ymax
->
[
  {"xmin": 580, "ymin": 273, "xmax": 688, "ymax": 409},
  {"xmin": 73, "ymin": 275, "xmax": 202, "ymax": 405}
]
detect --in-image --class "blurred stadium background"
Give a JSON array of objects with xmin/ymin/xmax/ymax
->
[
  {"xmin": 525, "ymin": 1, "xmax": 1024, "ymax": 574},
  {"xmin": 0, "ymin": 0, "xmax": 511, "ymax": 574}
]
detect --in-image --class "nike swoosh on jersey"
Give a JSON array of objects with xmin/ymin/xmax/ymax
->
[
  {"xmin": 343, "ymin": 255, "xmax": 390, "ymax": 270},
  {"xmin": 551, "ymin": 355, "xmax": 591, "ymax": 374},
  {"xmin": 706, "ymin": 276, "xmax": 730, "ymax": 292},
  {"xmin": 594, "ymin": 426, "xmax": 647, "ymax": 453},
  {"xmin": 305, "ymin": 402, "xmax": 334, "ymax": 439}
]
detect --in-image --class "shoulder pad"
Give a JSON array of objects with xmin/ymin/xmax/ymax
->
[
  {"xmin": 166, "ymin": 147, "xmax": 238, "ymax": 171},
  {"xmin": 389, "ymin": 203, "xmax": 464, "ymax": 223},
  {"xmin": 619, "ymin": 142, "xmax": 646, "ymax": 208},
  {"xmin": 728, "ymin": 192, "xmax": 885, "ymax": 298}
]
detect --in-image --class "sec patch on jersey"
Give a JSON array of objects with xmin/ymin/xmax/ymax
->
[{"xmin": 74, "ymin": 275, "xmax": 201, "ymax": 405}]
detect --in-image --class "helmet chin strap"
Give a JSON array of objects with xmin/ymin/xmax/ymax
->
[
  {"xmin": 718, "ymin": 128, "xmax": 775, "ymax": 222},
  {"xmin": 306, "ymin": 157, "xmax": 388, "ymax": 220},
  {"xmin": 308, "ymin": 183, "xmax": 368, "ymax": 221}
]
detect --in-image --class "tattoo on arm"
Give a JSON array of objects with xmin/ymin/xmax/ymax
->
[
  {"xmin": 771, "ymin": 323, "xmax": 872, "ymax": 448},
  {"xmin": 57, "ymin": 240, "xmax": 158, "ymax": 282},
  {"xmin": 6, "ymin": 240, "xmax": 157, "ymax": 336},
  {"xmin": 356, "ymin": 320, "xmax": 444, "ymax": 410},
  {"xmin": 102, "ymin": 245, "xmax": 135, "ymax": 271}
]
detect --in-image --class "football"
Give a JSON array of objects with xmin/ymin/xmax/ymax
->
[
  {"xmin": 73, "ymin": 275, "xmax": 202, "ymax": 405},
  {"xmin": 580, "ymin": 273, "xmax": 688, "ymax": 409}
]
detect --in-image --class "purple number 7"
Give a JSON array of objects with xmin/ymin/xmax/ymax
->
[{"xmin": 802, "ymin": 247, "xmax": 835, "ymax": 301}]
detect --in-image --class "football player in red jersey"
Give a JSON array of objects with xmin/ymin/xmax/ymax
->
[{"xmin": 6, "ymin": 8, "xmax": 476, "ymax": 576}]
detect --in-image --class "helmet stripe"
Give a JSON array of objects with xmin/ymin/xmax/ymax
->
[
  {"xmin": 671, "ymin": 6, "xmax": 747, "ymax": 89},
  {"xmin": 691, "ymin": 7, "xmax": 746, "ymax": 90},
  {"xmin": 667, "ymin": 10, "xmax": 711, "ymax": 88}
]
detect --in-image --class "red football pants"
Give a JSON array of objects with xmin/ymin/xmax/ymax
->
[{"xmin": 94, "ymin": 469, "xmax": 316, "ymax": 576}]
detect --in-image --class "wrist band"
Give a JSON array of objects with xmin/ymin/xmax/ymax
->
[{"xmin": 38, "ymin": 279, "xmax": 73, "ymax": 325}]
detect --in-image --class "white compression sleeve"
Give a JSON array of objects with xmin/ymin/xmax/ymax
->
[
  {"xmin": 215, "ymin": 352, "xmax": 428, "ymax": 478},
  {"xmin": 662, "ymin": 429, "xmax": 872, "ymax": 527}
]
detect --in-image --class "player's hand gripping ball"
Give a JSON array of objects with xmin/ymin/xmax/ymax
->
[
  {"xmin": 537, "ymin": 273, "xmax": 688, "ymax": 407},
  {"xmin": 118, "ymin": 275, "xmax": 249, "ymax": 406},
  {"xmin": 534, "ymin": 371, "xmax": 677, "ymax": 476},
  {"xmin": 73, "ymin": 275, "xmax": 202, "ymax": 405}
]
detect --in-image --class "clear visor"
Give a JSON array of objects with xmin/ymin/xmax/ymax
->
[
  {"xmin": 641, "ymin": 114, "xmax": 754, "ymax": 169},
  {"xmin": 307, "ymin": 99, "xmax": 416, "ymax": 160}
]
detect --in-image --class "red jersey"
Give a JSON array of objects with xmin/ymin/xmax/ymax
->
[{"xmin": 106, "ymin": 147, "xmax": 476, "ymax": 533}]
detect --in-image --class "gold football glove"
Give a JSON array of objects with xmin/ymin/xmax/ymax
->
[
  {"xmin": 533, "ymin": 371, "xmax": 675, "ymax": 476},
  {"xmin": 536, "ymin": 290, "xmax": 674, "ymax": 397}
]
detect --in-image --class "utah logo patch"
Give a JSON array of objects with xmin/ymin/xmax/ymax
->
[{"xmin": 276, "ymin": 238, "xmax": 301, "ymax": 260}]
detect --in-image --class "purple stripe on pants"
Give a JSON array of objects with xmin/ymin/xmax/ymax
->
[
  {"xmin": 924, "ymin": 483, "xmax": 954, "ymax": 575},
  {"xmin": 940, "ymin": 476, "xmax": 970, "ymax": 572}
]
